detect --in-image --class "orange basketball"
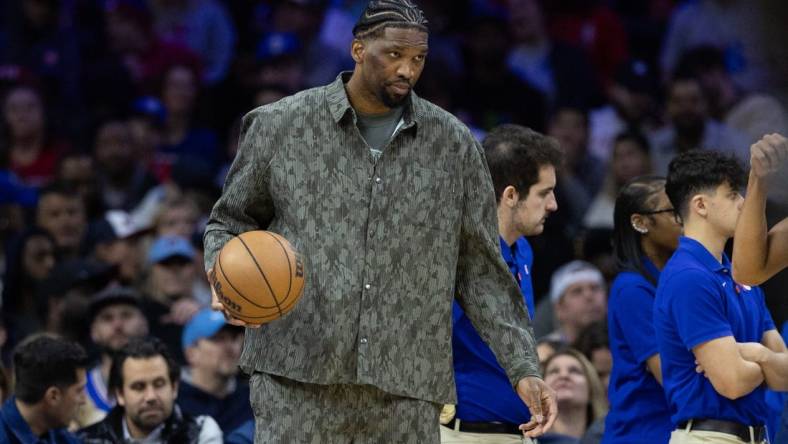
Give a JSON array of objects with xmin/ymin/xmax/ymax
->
[{"xmin": 211, "ymin": 230, "xmax": 305, "ymax": 325}]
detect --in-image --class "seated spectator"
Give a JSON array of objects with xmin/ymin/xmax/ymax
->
[
  {"xmin": 588, "ymin": 59, "xmax": 661, "ymax": 163},
  {"xmin": 0, "ymin": 335, "xmax": 88, "ymax": 444},
  {"xmin": 1, "ymin": 228, "xmax": 57, "ymax": 342},
  {"xmin": 179, "ymin": 309, "xmax": 251, "ymax": 432},
  {"xmin": 506, "ymin": 0, "xmax": 601, "ymax": 110},
  {"xmin": 78, "ymin": 337, "xmax": 222, "ymax": 443},
  {"xmin": 85, "ymin": 210, "xmax": 147, "ymax": 286},
  {"xmin": 549, "ymin": 106, "xmax": 606, "ymax": 231},
  {"xmin": 76, "ymin": 286, "xmax": 149, "ymax": 428},
  {"xmin": 649, "ymin": 75, "xmax": 750, "ymax": 175},
  {"xmin": 56, "ymin": 152, "xmax": 103, "ymax": 220},
  {"xmin": 2, "ymin": 85, "xmax": 69, "ymax": 187},
  {"xmin": 93, "ymin": 119, "xmax": 159, "ymax": 213},
  {"xmin": 35, "ymin": 182, "xmax": 87, "ymax": 259},
  {"xmin": 141, "ymin": 235, "xmax": 203, "ymax": 363},
  {"xmin": 154, "ymin": 64, "xmax": 220, "ymax": 181},
  {"xmin": 37, "ymin": 258, "xmax": 117, "ymax": 344},
  {"xmin": 584, "ymin": 131, "xmax": 652, "ymax": 230},
  {"xmin": 573, "ymin": 321, "xmax": 612, "ymax": 392},
  {"xmin": 540, "ymin": 348, "xmax": 608, "ymax": 444},
  {"xmin": 545, "ymin": 261, "xmax": 607, "ymax": 344}
]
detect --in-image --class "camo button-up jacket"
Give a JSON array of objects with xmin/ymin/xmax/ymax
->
[{"xmin": 204, "ymin": 73, "xmax": 540, "ymax": 404}]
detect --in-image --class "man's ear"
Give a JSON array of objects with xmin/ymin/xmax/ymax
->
[
  {"xmin": 689, "ymin": 194, "xmax": 708, "ymax": 218},
  {"xmin": 351, "ymin": 39, "xmax": 366, "ymax": 64},
  {"xmin": 44, "ymin": 386, "xmax": 61, "ymax": 406},
  {"xmin": 115, "ymin": 388, "xmax": 126, "ymax": 407},
  {"xmin": 501, "ymin": 185, "xmax": 519, "ymax": 208}
]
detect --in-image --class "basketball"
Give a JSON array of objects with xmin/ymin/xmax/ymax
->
[{"xmin": 211, "ymin": 230, "xmax": 305, "ymax": 325}]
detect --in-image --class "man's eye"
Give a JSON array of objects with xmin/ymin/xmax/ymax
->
[{"xmin": 389, "ymin": 52, "xmax": 399, "ymax": 58}]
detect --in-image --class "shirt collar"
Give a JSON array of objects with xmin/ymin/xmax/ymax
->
[
  {"xmin": 678, "ymin": 236, "xmax": 730, "ymax": 273},
  {"xmin": 326, "ymin": 71, "xmax": 421, "ymax": 129},
  {"xmin": 499, "ymin": 236, "xmax": 530, "ymax": 263}
]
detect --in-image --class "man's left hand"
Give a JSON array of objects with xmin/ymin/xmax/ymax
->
[{"xmin": 516, "ymin": 376, "xmax": 558, "ymax": 438}]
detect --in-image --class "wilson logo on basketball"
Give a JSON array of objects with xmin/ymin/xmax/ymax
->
[{"xmin": 295, "ymin": 255, "xmax": 304, "ymax": 278}]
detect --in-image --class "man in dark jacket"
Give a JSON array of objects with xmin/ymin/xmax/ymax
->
[{"xmin": 78, "ymin": 337, "xmax": 221, "ymax": 443}]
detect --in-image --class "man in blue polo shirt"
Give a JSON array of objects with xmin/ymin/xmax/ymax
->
[
  {"xmin": 442, "ymin": 124, "xmax": 562, "ymax": 443},
  {"xmin": 0, "ymin": 336, "xmax": 88, "ymax": 444},
  {"xmin": 655, "ymin": 150, "xmax": 788, "ymax": 444}
]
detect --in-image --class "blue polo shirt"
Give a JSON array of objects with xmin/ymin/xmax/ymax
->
[
  {"xmin": 654, "ymin": 237, "xmax": 774, "ymax": 426},
  {"xmin": 603, "ymin": 259, "xmax": 671, "ymax": 443},
  {"xmin": 451, "ymin": 236, "xmax": 534, "ymax": 423},
  {"xmin": 0, "ymin": 397, "xmax": 81, "ymax": 444}
]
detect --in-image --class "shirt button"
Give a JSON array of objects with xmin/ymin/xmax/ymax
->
[
  {"xmin": 375, "ymin": 177, "xmax": 382, "ymax": 184},
  {"xmin": 364, "ymin": 284, "xmax": 371, "ymax": 290},
  {"xmin": 360, "ymin": 338, "xmax": 368, "ymax": 344}
]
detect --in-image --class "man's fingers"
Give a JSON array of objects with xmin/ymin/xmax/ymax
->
[{"xmin": 540, "ymin": 387, "xmax": 558, "ymax": 434}]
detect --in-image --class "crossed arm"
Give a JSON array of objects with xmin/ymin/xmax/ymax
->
[{"xmin": 694, "ymin": 330, "xmax": 788, "ymax": 398}]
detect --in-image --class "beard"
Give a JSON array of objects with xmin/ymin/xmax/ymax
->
[{"xmin": 378, "ymin": 84, "xmax": 411, "ymax": 109}]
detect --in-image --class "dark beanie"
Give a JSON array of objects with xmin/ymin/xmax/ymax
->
[{"xmin": 352, "ymin": 0, "xmax": 428, "ymax": 37}]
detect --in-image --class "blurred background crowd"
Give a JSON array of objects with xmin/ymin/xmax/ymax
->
[{"xmin": 1, "ymin": 0, "xmax": 788, "ymax": 441}]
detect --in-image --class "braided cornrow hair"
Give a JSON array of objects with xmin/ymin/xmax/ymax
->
[{"xmin": 352, "ymin": 0, "xmax": 428, "ymax": 39}]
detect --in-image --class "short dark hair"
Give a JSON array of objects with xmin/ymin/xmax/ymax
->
[
  {"xmin": 613, "ymin": 175, "xmax": 666, "ymax": 284},
  {"xmin": 109, "ymin": 337, "xmax": 180, "ymax": 394},
  {"xmin": 665, "ymin": 150, "xmax": 745, "ymax": 219},
  {"xmin": 483, "ymin": 124, "xmax": 563, "ymax": 203},
  {"xmin": 13, "ymin": 335, "xmax": 88, "ymax": 404}
]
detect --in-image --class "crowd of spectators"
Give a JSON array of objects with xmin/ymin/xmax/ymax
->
[{"xmin": 1, "ymin": 0, "xmax": 788, "ymax": 443}]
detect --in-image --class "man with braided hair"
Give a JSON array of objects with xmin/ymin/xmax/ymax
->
[{"xmin": 205, "ymin": 1, "xmax": 556, "ymax": 442}]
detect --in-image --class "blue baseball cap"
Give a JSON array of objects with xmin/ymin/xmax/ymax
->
[
  {"xmin": 182, "ymin": 309, "xmax": 227, "ymax": 349},
  {"xmin": 147, "ymin": 235, "xmax": 196, "ymax": 264}
]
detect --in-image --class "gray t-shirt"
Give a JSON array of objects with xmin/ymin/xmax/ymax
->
[{"xmin": 356, "ymin": 106, "xmax": 404, "ymax": 160}]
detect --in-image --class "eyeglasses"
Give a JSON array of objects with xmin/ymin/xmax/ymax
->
[{"xmin": 638, "ymin": 208, "xmax": 675, "ymax": 216}]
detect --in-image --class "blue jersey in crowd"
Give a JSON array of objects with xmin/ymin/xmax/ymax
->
[
  {"xmin": 654, "ymin": 237, "xmax": 774, "ymax": 427},
  {"xmin": 451, "ymin": 236, "xmax": 534, "ymax": 424},
  {"xmin": 0, "ymin": 397, "xmax": 81, "ymax": 444},
  {"xmin": 603, "ymin": 258, "xmax": 671, "ymax": 443}
]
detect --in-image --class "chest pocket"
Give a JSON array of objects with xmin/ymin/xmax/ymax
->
[{"xmin": 403, "ymin": 166, "xmax": 452, "ymax": 230}]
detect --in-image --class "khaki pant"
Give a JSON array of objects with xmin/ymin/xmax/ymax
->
[
  {"xmin": 669, "ymin": 425, "xmax": 767, "ymax": 444},
  {"xmin": 440, "ymin": 421, "xmax": 535, "ymax": 444}
]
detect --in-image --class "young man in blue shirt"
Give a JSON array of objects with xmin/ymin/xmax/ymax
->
[
  {"xmin": 443, "ymin": 124, "xmax": 562, "ymax": 443},
  {"xmin": 655, "ymin": 150, "xmax": 788, "ymax": 444},
  {"xmin": 0, "ymin": 336, "xmax": 88, "ymax": 444}
]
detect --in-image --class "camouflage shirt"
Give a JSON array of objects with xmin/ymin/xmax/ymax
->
[{"xmin": 204, "ymin": 73, "xmax": 540, "ymax": 404}]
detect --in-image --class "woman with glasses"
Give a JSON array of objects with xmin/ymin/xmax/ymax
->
[{"xmin": 602, "ymin": 176, "xmax": 682, "ymax": 443}]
